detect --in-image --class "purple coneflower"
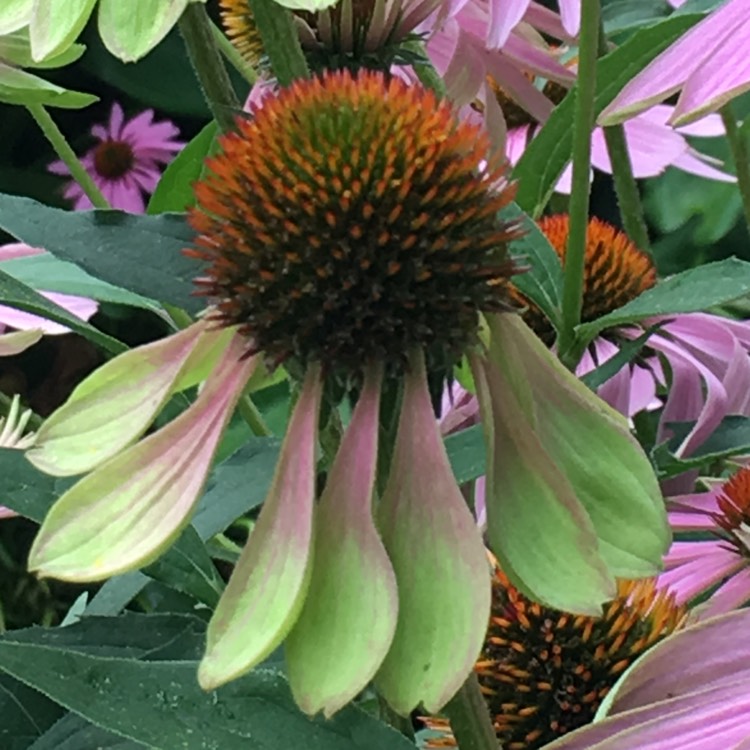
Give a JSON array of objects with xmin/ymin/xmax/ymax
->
[
  {"xmin": 659, "ymin": 466, "xmax": 750, "ymax": 618},
  {"xmin": 48, "ymin": 103, "xmax": 183, "ymax": 213},
  {"xmin": 600, "ymin": 0, "xmax": 750, "ymax": 127}
]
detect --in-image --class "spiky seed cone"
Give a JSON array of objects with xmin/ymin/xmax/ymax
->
[
  {"xmin": 188, "ymin": 70, "xmax": 519, "ymax": 380},
  {"xmin": 424, "ymin": 565, "xmax": 685, "ymax": 749},
  {"xmin": 515, "ymin": 215, "xmax": 657, "ymax": 343}
]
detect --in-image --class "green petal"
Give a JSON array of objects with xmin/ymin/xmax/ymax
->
[
  {"xmin": 97, "ymin": 0, "xmax": 190, "ymax": 63},
  {"xmin": 28, "ymin": 334, "xmax": 257, "ymax": 581},
  {"xmin": 473, "ymin": 341, "xmax": 615, "ymax": 615},
  {"xmin": 376, "ymin": 350, "xmax": 491, "ymax": 715},
  {"xmin": 492, "ymin": 314, "xmax": 670, "ymax": 577},
  {"xmin": 0, "ymin": 328, "xmax": 42, "ymax": 356},
  {"xmin": 0, "ymin": 0, "xmax": 33, "ymax": 36},
  {"xmin": 29, "ymin": 0, "xmax": 96, "ymax": 62},
  {"xmin": 286, "ymin": 364, "xmax": 398, "ymax": 718},
  {"xmin": 0, "ymin": 61, "xmax": 96, "ymax": 108},
  {"xmin": 27, "ymin": 321, "xmax": 228, "ymax": 477},
  {"xmin": 199, "ymin": 365, "xmax": 323, "ymax": 691},
  {"xmin": 272, "ymin": 0, "xmax": 339, "ymax": 9}
]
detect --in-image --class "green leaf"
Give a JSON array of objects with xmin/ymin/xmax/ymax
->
[
  {"xmin": 1, "ymin": 253, "xmax": 162, "ymax": 310},
  {"xmin": 0, "ymin": 267, "xmax": 126, "ymax": 354},
  {"xmin": 0, "ymin": 448, "xmax": 74, "ymax": 523},
  {"xmin": 0, "ymin": 617, "xmax": 415, "ymax": 750},
  {"xmin": 513, "ymin": 13, "xmax": 702, "ymax": 216},
  {"xmin": 445, "ymin": 424, "xmax": 485, "ymax": 485},
  {"xmin": 148, "ymin": 122, "xmax": 219, "ymax": 214},
  {"xmin": 0, "ymin": 62, "xmax": 96, "ymax": 108},
  {"xmin": 28, "ymin": 714, "xmax": 143, "ymax": 750},
  {"xmin": 653, "ymin": 415, "xmax": 750, "ymax": 478},
  {"xmin": 0, "ymin": 30, "xmax": 85, "ymax": 69},
  {"xmin": 602, "ymin": 0, "xmax": 671, "ymax": 35},
  {"xmin": 577, "ymin": 259, "xmax": 750, "ymax": 343},
  {"xmin": 0, "ymin": 674, "xmax": 64, "ymax": 750},
  {"xmin": 0, "ymin": 194, "xmax": 205, "ymax": 313},
  {"xmin": 142, "ymin": 526, "xmax": 224, "ymax": 607},
  {"xmin": 579, "ymin": 326, "xmax": 659, "ymax": 390},
  {"xmin": 28, "ymin": 0, "xmax": 97, "ymax": 61},
  {"xmin": 505, "ymin": 202, "xmax": 563, "ymax": 330}
]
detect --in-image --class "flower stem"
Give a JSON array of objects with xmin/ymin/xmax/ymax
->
[
  {"xmin": 26, "ymin": 104, "xmax": 109, "ymax": 209},
  {"xmin": 238, "ymin": 393, "xmax": 272, "ymax": 437},
  {"xmin": 179, "ymin": 2, "xmax": 240, "ymax": 133},
  {"xmin": 402, "ymin": 40, "xmax": 447, "ymax": 97},
  {"xmin": 210, "ymin": 19, "xmax": 257, "ymax": 86},
  {"xmin": 557, "ymin": 0, "xmax": 601, "ymax": 369},
  {"xmin": 597, "ymin": 27, "xmax": 650, "ymax": 253},
  {"xmin": 721, "ymin": 103, "xmax": 750, "ymax": 237},
  {"xmin": 602, "ymin": 125, "xmax": 650, "ymax": 251},
  {"xmin": 443, "ymin": 673, "xmax": 499, "ymax": 750},
  {"xmin": 248, "ymin": 0, "xmax": 309, "ymax": 86}
]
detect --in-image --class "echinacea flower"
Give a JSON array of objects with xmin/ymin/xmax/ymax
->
[
  {"xmin": 48, "ymin": 102, "xmax": 183, "ymax": 213},
  {"xmin": 423, "ymin": 561, "xmax": 684, "ymax": 749},
  {"xmin": 0, "ymin": 243, "xmax": 98, "ymax": 336},
  {"xmin": 658, "ymin": 466, "xmax": 750, "ymax": 618},
  {"xmin": 600, "ymin": 0, "xmax": 750, "ymax": 127},
  {"xmin": 220, "ymin": 0, "xmax": 444, "ymax": 70},
  {"xmin": 26, "ymin": 70, "xmax": 667, "ymax": 717},
  {"xmin": 521, "ymin": 215, "xmax": 750, "ymax": 465}
]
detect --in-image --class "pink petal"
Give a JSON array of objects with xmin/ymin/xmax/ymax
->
[
  {"xmin": 0, "ymin": 243, "xmax": 44, "ymax": 261},
  {"xmin": 558, "ymin": 0, "xmax": 580, "ymax": 36}
]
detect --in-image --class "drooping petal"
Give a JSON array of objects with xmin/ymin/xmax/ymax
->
[
  {"xmin": 480, "ymin": 314, "xmax": 670, "ymax": 607},
  {"xmin": 0, "ymin": 328, "xmax": 43, "ymax": 356},
  {"xmin": 475, "ymin": 324, "xmax": 614, "ymax": 615},
  {"xmin": 375, "ymin": 349, "xmax": 490, "ymax": 715},
  {"xmin": 27, "ymin": 320, "xmax": 231, "ymax": 476},
  {"xmin": 199, "ymin": 365, "xmax": 323, "ymax": 691},
  {"xmin": 28, "ymin": 334, "xmax": 257, "ymax": 581},
  {"xmin": 285, "ymin": 364, "xmax": 398, "ymax": 718}
]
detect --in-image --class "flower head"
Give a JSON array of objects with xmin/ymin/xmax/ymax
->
[
  {"xmin": 27, "ymin": 71, "xmax": 668, "ymax": 718},
  {"xmin": 189, "ymin": 69, "xmax": 517, "ymax": 379},
  {"xmin": 48, "ymin": 103, "xmax": 183, "ymax": 213},
  {"xmin": 0, "ymin": 394, "xmax": 36, "ymax": 520},
  {"xmin": 600, "ymin": 0, "xmax": 750, "ymax": 127},
  {"xmin": 424, "ymin": 562, "xmax": 684, "ymax": 749},
  {"xmin": 659, "ymin": 466, "xmax": 750, "ymax": 618}
]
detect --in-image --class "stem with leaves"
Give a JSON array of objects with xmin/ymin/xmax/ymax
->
[
  {"xmin": 443, "ymin": 674, "xmax": 500, "ymax": 750},
  {"xmin": 557, "ymin": 0, "xmax": 601, "ymax": 369},
  {"xmin": 179, "ymin": 2, "xmax": 240, "ymax": 133}
]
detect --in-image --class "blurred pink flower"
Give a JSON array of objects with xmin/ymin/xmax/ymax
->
[
  {"xmin": 0, "ymin": 243, "xmax": 98, "ymax": 335},
  {"xmin": 658, "ymin": 466, "xmax": 750, "ymax": 619},
  {"xmin": 49, "ymin": 103, "xmax": 183, "ymax": 213},
  {"xmin": 600, "ymin": 0, "xmax": 750, "ymax": 127},
  {"xmin": 428, "ymin": 2, "xmax": 732, "ymax": 187}
]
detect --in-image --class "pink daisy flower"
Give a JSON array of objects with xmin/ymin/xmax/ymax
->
[
  {"xmin": 600, "ymin": 0, "xmax": 750, "ymax": 126},
  {"xmin": 659, "ymin": 466, "xmax": 750, "ymax": 619},
  {"xmin": 48, "ymin": 103, "xmax": 183, "ymax": 213}
]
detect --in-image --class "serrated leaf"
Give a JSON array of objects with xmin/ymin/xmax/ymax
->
[
  {"xmin": 577, "ymin": 259, "xmax": 750, "ymax": 344},
  {"xmin": 0, "ymin": 194, "xmax": 205, "ymax": 312},
  {"xmin": 0, "ymin": 674, "xmax": 64, "ymax": 750},
  {"xmin": 29, "ymin": 714, "xmax": 143, "ymax": 750},
  {"xmin": 0, "ymin": 616, "xmax": 414, "ymax": 750},
  {"xmin": 513, "ymin": 13, "xmax": 702, "ymax": 216},
  {"xmin": 148, "ymin": 122, "xmax": 219, "ymax": 214}
]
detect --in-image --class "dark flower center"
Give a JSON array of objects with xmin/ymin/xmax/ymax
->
[
  {"xmin": 93, "ymin": 140, "xmax": 135, "ymax": 179},
  {"xmin": 188, "ymin": 70, "xmax": 519, "ymax": 381},
  {"xmin": 424, "ymin": 566, "xmax": 684, "ymax": 749},
  {"xmin": 514, "ymin": 215, "xmax": 657, "ymax": 344}
]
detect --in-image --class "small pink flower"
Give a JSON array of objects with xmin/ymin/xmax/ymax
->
[
  {"xmin": 49, "ymin": 103, "xmax": 184, "ymax": 213},
  {"xmin": 600, "ymin": 0, "xmax": 750, "ymax": 126},
  {"xmin": 659, "ymin": 467, "xmax": 750, "ymax": 619},
  {"xmin": 0, "ymin": 243, "xmax": 98, "ymax": 335}
]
